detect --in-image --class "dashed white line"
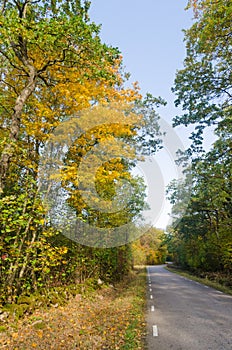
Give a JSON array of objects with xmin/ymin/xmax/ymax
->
[
  {"xmin": 149, "ymin": 288, "xmax": 152, "ymax": 292},
  {"xmin": 151, "ymin": 305, "xmax": 155, "ymax": 312},
  {"xmin": 150, "ymin": 295, "xmax": 153, "ymax": 299},
  {"xmin": 152, "ymin": 325, "xmax": 158, "ymax": 337}
]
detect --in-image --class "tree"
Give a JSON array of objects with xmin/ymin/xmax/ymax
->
[
  {"xmin": 57, "ymin": 100, "xmax": 162, "ymax": 232},
  {"xmin": 172, "ymin": 0, "xmax": 232, "ymax": 154},
  {"xmin": 168, "ymin": 0, "xmax": 232, "ymax": 273},
  {"xmin": 132, "ymin": 227, "xmax": 167, "ymax": 265},
  {"xmin": 167, "ymin": 126, "xmax": 232, "ymax": 271},
  {"xmin": 0, "ymin": 0, "xmax": 140, "ymax": 300},
  {"xmin": 0, "ymin": 1, "xmax": 165, "ymax": 301},
  {"xmin": 0, "ymin": 0, "xmax": 137, "ymax": 193}
]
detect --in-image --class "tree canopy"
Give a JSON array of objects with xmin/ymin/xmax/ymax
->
[{"xmin": 172, "ymin": 0, "xmax": 232, "ymax": 154}]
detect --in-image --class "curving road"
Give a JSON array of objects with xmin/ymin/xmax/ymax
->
[{"xmin": 146, "ymin": 265, "xmax": 232, "ymax": 350}]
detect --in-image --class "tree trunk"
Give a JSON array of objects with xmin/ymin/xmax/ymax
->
[{"xmin": 0, "ymin": 65, "xmax": 36, "ymax": 193}]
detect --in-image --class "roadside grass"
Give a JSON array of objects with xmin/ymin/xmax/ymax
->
[
  {"xmin": 0, "ymin": 267, "xmax": 147, "ymax": 349},
  {"xmin": 120, "ymin": 266, "xmax": 147, "ymax": 350},
  {"xmin": 166, "ymin": 265, "xmax": 232, "ymax": 296}
]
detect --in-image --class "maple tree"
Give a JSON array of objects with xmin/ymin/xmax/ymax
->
[{"xmin": 55, "ymin": 102, "xmax": 161, "ymax": 233}]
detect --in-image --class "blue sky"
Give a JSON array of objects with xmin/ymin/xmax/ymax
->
[
  {"xmin": 89, "ymin": 0, "xmax": 194, "ymax": 229},
  {"xmin": 88, "ymin": 1, "xmax": 216, "ymax": 229},
  {"xmin": 89, "ymin": 0, "xmax": 193, "ymax": 116}
]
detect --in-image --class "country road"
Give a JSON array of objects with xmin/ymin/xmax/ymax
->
[{"xmin": 146, "ymin": 265, "xmax": 232, "ymax": 350}]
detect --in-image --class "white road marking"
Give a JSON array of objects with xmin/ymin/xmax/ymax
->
[
  {"xmin": 153, "ymin": 325, "xmax": 158, "ymax": 337},
  {"xmin": 204, "ymin": 286, "xmax": 209, "ymax": 288},
  {"xmin": 149, "ymin": 288, "xmax": 152, "ymax": 292},
  {"xmin": 150, "ymin": 295, "xmax": 153, "ymax": 299},
  {"xmin": 151, "ymin": 305, "xmax": 155, "ymax": 312}
]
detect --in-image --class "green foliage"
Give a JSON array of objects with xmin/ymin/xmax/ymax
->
[
  {"xmin": 172, "ymin": 0, "xmax": 232, "ymax": 154},
  {"xmin": 169, "ymin": 0, "xmax": 232, "ymax": 274},
  {"xmin": 0, "ymin": 181, "xmax": 70, "ymax": 302},
  {"xmin": 167, "ymin": 130, "xmax": 232, "ymax": 272}
]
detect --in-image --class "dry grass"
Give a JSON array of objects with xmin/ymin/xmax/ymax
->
[{"xmin": 0, "ymin": 267, "xmax": 147, "ymax": 350}]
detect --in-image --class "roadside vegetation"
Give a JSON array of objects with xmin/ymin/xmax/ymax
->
[
  {"xmin": 0, "ymin": 267, "xmax": 147, "ymax": 350},
  {"xmin": 166, "ymin": 0, "xmax": 231, "ymax": 286}
]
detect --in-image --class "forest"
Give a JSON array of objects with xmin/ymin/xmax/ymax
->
[
  {"xmin": 0, "ymin": 0, "xmax": 231, "ymax": 313},
  {"xmin": 167, "ymin": 0, "xmax": 232, "ymax": 283},
  {"xmin": 0, "ymin": 0, "xmax": 167, "ymax": 306}
]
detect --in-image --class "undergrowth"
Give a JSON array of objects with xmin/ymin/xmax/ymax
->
[{"xmin": 0, "ymin": 267, "xmax": 147, "ymax": 349}]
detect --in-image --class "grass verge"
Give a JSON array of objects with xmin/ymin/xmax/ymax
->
[
  {"xmin": 166, "ymin": 265, "xmax": 232, "ymax": 296},
  {"xmin": 0, "ymin": 267, "xmax": 147, "ymax": 349}
]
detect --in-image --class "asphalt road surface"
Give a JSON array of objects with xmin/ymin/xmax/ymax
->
[{"xmin": 146, "ymin": 265, "xmax": 232, "ymax": 350}]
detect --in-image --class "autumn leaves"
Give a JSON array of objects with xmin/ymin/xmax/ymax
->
[{"xmin": 0, "ymin": 1, "xmax": 162, "ymax": 300}]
